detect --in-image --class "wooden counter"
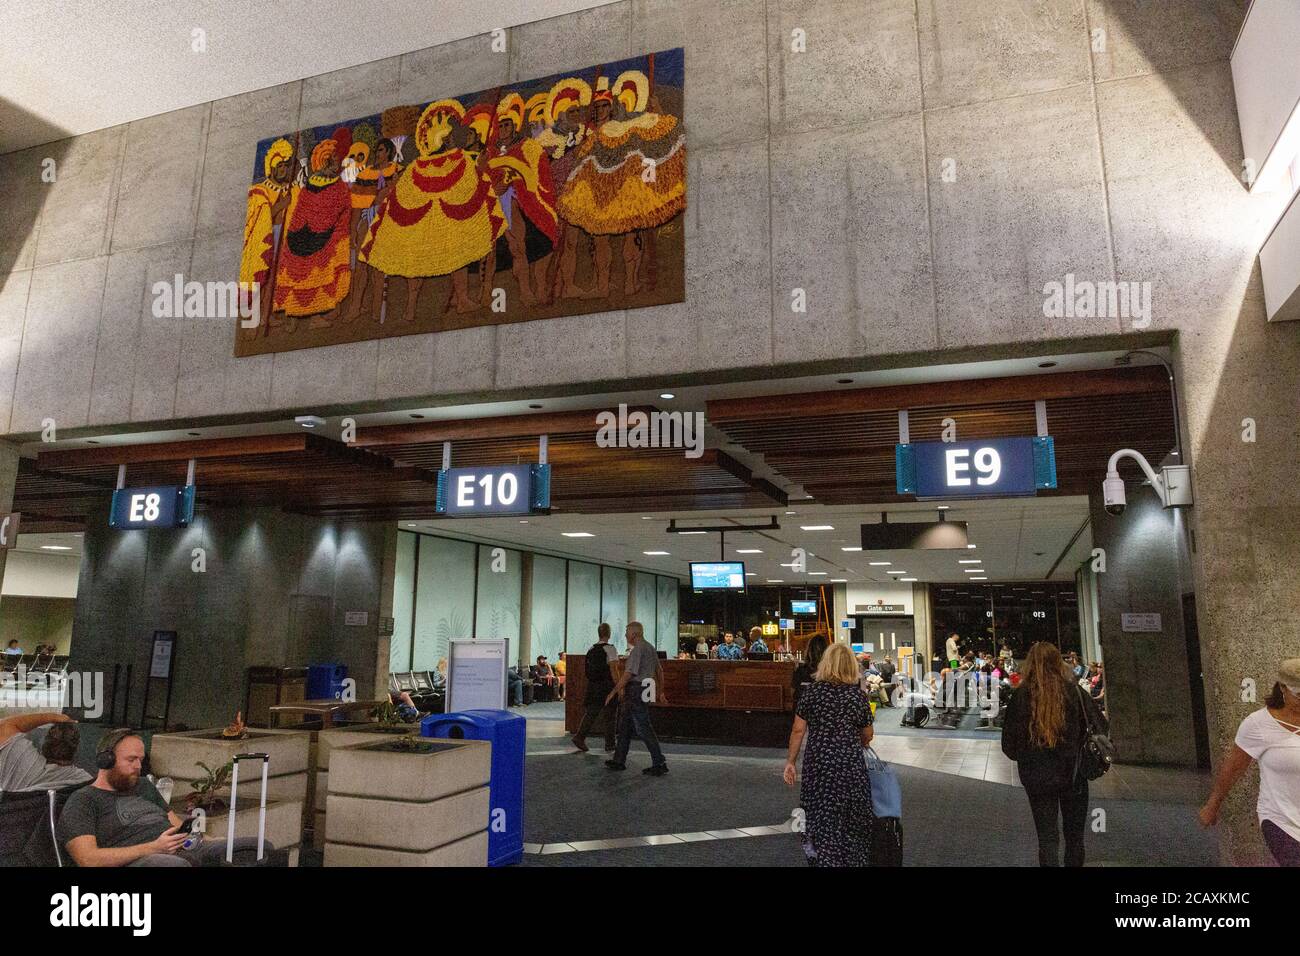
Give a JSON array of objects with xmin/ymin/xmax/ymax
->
[{"xmin": 562, "ymin": 655, "xmax": 796, "ymax": 748}]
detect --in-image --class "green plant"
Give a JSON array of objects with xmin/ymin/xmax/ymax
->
[
  {"xmin": 185, "ymin": 760, "xmax": 232, "ymax": 812},
  {"xmin": 372, "ymin": 698, "xmax": 403, "ymax": 726},
  {"xmin": 389, "ymin": 734, "xmax": 421, "ymax": 752}
]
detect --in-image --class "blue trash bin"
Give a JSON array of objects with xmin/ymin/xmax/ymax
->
[
  {"xmin": 421, "ymin": 709, "xmax": 525, "ymax": 866},
  {"xmin": 307, "ymin": 662, "xmax": 347, "ymax": 700}
]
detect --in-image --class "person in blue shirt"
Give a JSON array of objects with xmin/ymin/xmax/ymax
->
[
  {"xmin": 716, "ymin": 632, "xmax": 744, "ymax": 660},
  {"xmin": 747, "ymin": 626, "xmax": 769, "ymax": 655}
]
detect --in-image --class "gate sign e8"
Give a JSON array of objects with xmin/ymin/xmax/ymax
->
[
  {"xmin": 109, "ymin": 485, "xmax": 195, "ymax": 529},
  {"xmin": 444, "ymin": 465, "xmax": 533, "ymax": 517},
  {"xmin": 899, "ymin": 437, "xmax": 1056, "ymax": 499}
]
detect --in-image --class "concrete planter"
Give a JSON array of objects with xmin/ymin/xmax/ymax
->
[
  {"xmin": 149, "ymin": 727, "xmax": 311, "ymax": 832},
  {"xmin": 324, "ymin": 738, "xmax": 491, "ymax": 867},
  {"xmin": 313, "ymin": 723, "xmax": 424, "ymax": 848},
  {"xmin": 183, "ymin": 796, "xmax": 304, "ymax": 867}
]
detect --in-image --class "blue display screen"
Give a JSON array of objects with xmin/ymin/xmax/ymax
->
[
  {"xmin": 690, "ymin": 562, "xmax": 746, "ymax": 591},
  {"xmin": 791, "ymin": 600, "xmax": 817, "ymax": 615}
]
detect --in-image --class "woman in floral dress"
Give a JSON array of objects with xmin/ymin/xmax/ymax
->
[{"xmin": 783, "ymin": 641, "xmax": 875, "ymax": 866}]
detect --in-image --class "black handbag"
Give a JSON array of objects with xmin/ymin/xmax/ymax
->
[{"xmin": 1075, "ymin": 684, "xmax": 1115, "ymax": 780}]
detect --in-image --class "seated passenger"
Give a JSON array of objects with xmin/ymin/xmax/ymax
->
[
  {"xmin": 716, "ymin": 632, "xmax": 744, "ymax": 660},
  {"xmin": 0, "ymin": 712, "xmax": 92, "ymax": 793},
  {"xmin": 58, "ymin": 729, "xmax": 273, "ymax": 867},
  {"xmin": 747, "ymin": 627, "xmax": 768, "ymax": 655},
  {"xmin": 431, "ymin": 658, "xmax": 447, "ymax": 692},
  {"xmin": 392, "ymin": 690, "xmax": 421, "ymax": 722}
]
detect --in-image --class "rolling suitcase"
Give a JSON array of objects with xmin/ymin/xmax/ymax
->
[{"xmin": 217, "ymin": 752, "xmax": 287, "ymax": 866}]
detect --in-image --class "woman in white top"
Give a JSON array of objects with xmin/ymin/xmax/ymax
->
[{"xmin": 1199, "ymin": 658, "xmax": 1300, "ymax": 866}]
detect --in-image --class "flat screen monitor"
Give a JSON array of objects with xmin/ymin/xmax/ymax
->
[
  {"xmin": 791, "ymin": 599, "xmax": 817, "ymax": 615},
  {"xmin": 690, "ymin": 561, "xmax": 747, "ymax": 592}
]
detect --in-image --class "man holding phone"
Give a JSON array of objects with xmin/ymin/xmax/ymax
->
[{"xmin": 58, "ymin": 729, "xmax": 270, "ymax": 867}]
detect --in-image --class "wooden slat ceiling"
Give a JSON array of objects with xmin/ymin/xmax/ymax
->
[
  {"xmin": 708, "ymin": 367, "xmax": 1176, "ymax": 505},
  {"xmin": 12, "ymin": 367, "xmax": 1177, "ymax": 530}
]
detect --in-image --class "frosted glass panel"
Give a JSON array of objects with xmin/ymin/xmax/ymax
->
[
  {"xmin": 634, "ymin": 572, "xmax": 658, "ymax": 647},
  {"xmin": 390, "ymin": 531, "xmax": 417, "ymax": 673},
  {"xmin": 531, "ymin": 555, "xmax": 567, "ymax": 663},
  {"xmin": 601, "ymin": 567, "xmax": 629, "ymax": 653},
  {"xmin": 657, "ymin": 576, "xmax": 679, "ymax": 656},
  {"xmin": 567, "ymin": 561, "xmax": 601, "ymax": 652},
  {"xmin": 412, "ymin": 536, "xmax": 476, "ymax": 671},
  {"xmin": 476, "ymin": 547, "xmax": 522, "ymax": 663}
]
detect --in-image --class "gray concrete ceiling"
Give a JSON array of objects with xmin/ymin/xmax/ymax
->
[{"xmin": 0, "ymin": 0, "xmax": 618, "ymax": 154}]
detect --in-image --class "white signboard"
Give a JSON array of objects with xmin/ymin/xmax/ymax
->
[
  {"xmin": 344, "ymin": 610, "xmax": 369, "ymax": 626},
  {"xmin": 447, "ymin": 639, "xmax": 508, "ymax": 712},
  {"xmin": 1121, "ymin": 612, "xmax": 1162, "ymax": 633},
  {"xmin": 149, "ymin": 632, "xmax": 175, "ymax": 679}
]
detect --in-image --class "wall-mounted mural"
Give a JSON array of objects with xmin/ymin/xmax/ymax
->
[{"xmin": 237, "ymin": 48, "xmax": 685, "ymax": 356}]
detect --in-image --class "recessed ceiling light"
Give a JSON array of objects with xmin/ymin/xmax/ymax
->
[
  {"xmin": 869, "ymin": 561, "xmax": 891, "ymax": 566},
  {"xmin": 841, "ymin": 546, "xmax": 861, "ymax": 552},
  {"xmin": 659, "ymin": 392, "xmax": 675, "ymax": 400},
  {"xmin": 40, "ymin": 545, "xmax": 72, "ymax": 551},
  {"xmin": 967, "ymin": 544, "xmax": 977, "ymax": 549},
  {"xmin": 86, "ymin": 440, "xmax": 98, "ymax": 444},
  {"xmin": 801, "ymin": 525, "xmax": 834, "ymax": 531},
  {"xmin": 958, "ymin": 559, "xmax": 981, "ymax": 564},
  {"xmin": 519, "ymin": 519, "xmax": 529, "ymax": 524},
  {"xmin": 641, "ymin": 516, "xmax": 654, "ymax": 520},
  {"xmin": 679, "ymin": 530, "xmax": 706, "ymax": 535},
  {"xmin": 785, "ymin": 511, "xmax": 796, "ymax": 515},
  {"xmin": 187, "ymin": 431, "xmax": 200, "ymax": 437},
  {"xmin": 562, "ymin": 532, "xmax": 594, "ymax": 538},
  {"xmin": 295, "ymin": 415, "xmax": 325, "ymax": 429},
  {"xmin": 971, "ymin": 577, "xmax": 987, "ymax": 581},
  {"xmin": 528, "ymin": 403, "xmax": 543, "ymax": 410},
  {"xmin": 887, "ymin": 570, "xmax": 907, "ymax": 575},
  {"xmin": 405, "ymin": 523, "xmax": 417, "ymax": 527},
  {"xmin": 808, "ymin": 572, "xmax": 828, "ymax": 576},
  {"xmin": 900, "ymin": 577, "xmax": 917, "ymax": 582},
  {"xmin": 736, "ymin": 549, "xmax": 763, "ymax": 554},
  {"xmin": 836, "ymin": 378, "xmax": 853, "ymax": 385},
  {"xmin": 936, "ymin": 505, "xmax": 949, "ymax": 510},
  {"xmin": 745, "ymin": 573, "xmax": 756, "ymax": 577},
  {"xmin": 963, "ymin": 569, "xmax": 982, "ymax": 573},
  {"xmin": 766, "ymin": 579, "xmax": 784, "ymax": 583},
  {"xmin": 1038, "ymin": 361, "xmax": 1057, "ymax": 369},
  {"xmin": 643, "ymin": 550, "xmax": 670, "ymax": 556},
  {"xmin": 831, "ymin": 578, "xmax": 847, "ymax": 582},
  {"xmin": 409, "ymin": 413, "xmax": 425, "ymax": 419}
]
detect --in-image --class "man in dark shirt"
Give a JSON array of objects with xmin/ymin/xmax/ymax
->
[
  {"xmin": 572, "ymin": 623, "xmax": 619, "ymax": 753},
  {"xmin": 58, "ymin": 729, "xmax": 269, "ymax": 867}
]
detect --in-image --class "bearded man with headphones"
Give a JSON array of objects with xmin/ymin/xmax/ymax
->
[{"xmin": 57, "ymin": 728, "xmax": 270, "ymax": 866}]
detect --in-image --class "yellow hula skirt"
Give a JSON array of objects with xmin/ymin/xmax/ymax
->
[
  {"xmin": 556, "ymin": 116, "xmax": 686, "ymax": 236},
  {"xmin": 360, "ymin": 149, "xmax": 503, "ymax": 278}
]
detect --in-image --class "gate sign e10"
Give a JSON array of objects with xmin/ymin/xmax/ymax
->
[
  {"xmin": 442, "ymin": 465, "xmax": 533, "ymax": 517},
  {"xmin": 896, "ymin": 437, "xmax": 1056, "ymax": 499},
  {"xmin": 109, "ymin": 486, "xmax": 196, "ymax": 529}
]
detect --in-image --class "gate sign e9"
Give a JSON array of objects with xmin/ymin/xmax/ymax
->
[
  {"xmin": 109, "ymin": 485, "xmax": 192, "ymax": 529},
  {"xmin": 911, "ymin": 437, "xmax": 1044, "ymax": 499},
  {"xmin": 444, "ymin": 465, "xmax": 533, "ymax": 517}
]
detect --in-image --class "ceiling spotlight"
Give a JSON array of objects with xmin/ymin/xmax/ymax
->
[
  {"xmin": 1038, "ymin": 361, "xmax": 1058, "ymax": 368},
  {"xmin": 808, "ymin": 572, "xmax": 828, "ymax": 576},
  {"xmin": 562, "ymin": 532, "xmax": 594, "ymax": 538},
  {"xmin": 936, "ymin": 505, "xmax": 949, "ymax": 511},
  {"xmin": 409, "ymin": 413, "xmax": 425, "ymax": 420},
  {"xmin": 801, "ymin": 525, "xmax": 834, "ymax": 531},
  {"xmin": 736, "ymin": 549, "xmax": 763, "ymax": 554},
  {"xmin": 41, "ymin": 545, "xmax": 72, "ymax": 551},
  {"xmin": 187, "ymin": 431, "xmax": 201, "ymax": 437},
  {"xmin": 971, "ymin": 576, "xmax": 987, "ymax": 581},
  {"xmin": 868, "ymin": 561, "xmax": 891, "ymax": 566},
  {"xmin": 959, "ymin": 559, "xmax": 981, "ymax": 564},
  {"xmin": 643, "ymin": 550, "xmax": 670, "ymax": 556},
  {"xmin": 659, "ymin": 392, "xmax": 675, "ymax": 400},
  {"xmin": 528, "ymin": 403, "xmax": 543, "ymax": 410},
  {"xmin": 887, "ymin": 570, "xmax": 908, "ymax": 575},
  {"xmin": 766, "ymin": 579, "xmax": 785, "ymax": 583},
  {"xmin": 841, "ymin": 546, "xmax": 862, "ymax": 552},
  {"xmin": 967, "ymin": 544, "xmax": 977, "ymax": 549},
  {"xmin": 836, "ymin": 378, "xmax": 853, "ymax": 385},
  {"xmin": 519, "ymin": 519, "xmax": 529, "ymax": 524},
  {"xmin": 295, "ymin": 415, "xmax": 326, "ymax": 429},
  {"xmin": 900, "ymin": 578, "xmax": 917, "ymax": 582}
]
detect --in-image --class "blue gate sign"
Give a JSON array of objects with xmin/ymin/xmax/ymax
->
[
  {"xmin": 438, "ymin": 464, "xmax": 541, "ymax": 516},
  {"xmin": 896, "ymin": 437, "xmax": 1056, "ymax": 498},
  {"xmin": 109, "ymin": 485, "xmax": 196, "ymax": 529}
]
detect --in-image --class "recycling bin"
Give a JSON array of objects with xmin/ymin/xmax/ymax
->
[
  {"xmin": 307, "ymin": 662, "xmax": 347, "ymax": 701},
  {"xmin": 421, "ymin": 709, "xmax": 525, "ymax": 866}
]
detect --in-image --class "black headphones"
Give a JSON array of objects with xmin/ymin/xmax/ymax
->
[{"xmin": 95, "ymin": 728, "xmax": 135, "ymax": 771}]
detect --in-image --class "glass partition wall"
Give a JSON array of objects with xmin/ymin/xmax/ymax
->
[{"xmin": 390, "ymin": 530, "xmax": 679, "ymax": 673}]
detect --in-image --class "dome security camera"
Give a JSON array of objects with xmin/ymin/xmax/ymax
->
[
  {"xmin": 1103, "ymin": 449, "xmax": 1193, "ymax": 514},
  {"xmin": 1103, "ymin": 473, "xmax": 1126, "ymax": 516}
]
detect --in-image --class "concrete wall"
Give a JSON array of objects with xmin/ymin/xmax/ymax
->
[
  {"xmin": 1, "ymin": 0, "xmax": 1292, "ymax": 862},
  {"xmin": 70, "ymin": 506, "xmax": 388, "ymax": 729},
  {"xmin": 1088, "ymin": 489, "xmax": 1197, "ymax": 766}
]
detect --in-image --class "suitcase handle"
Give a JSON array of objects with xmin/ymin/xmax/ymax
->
[{"xmin": 226, "ymin": 754, "xmax": 271, "ymax": 863}]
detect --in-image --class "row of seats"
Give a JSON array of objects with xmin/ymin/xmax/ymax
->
[
  {"xmin": 388, "ymin": 671, "xmax": 444, "ymax": 713},
  {"xmin": 1, "ymin": 655, "xmax": 69, "ymax": 674}
]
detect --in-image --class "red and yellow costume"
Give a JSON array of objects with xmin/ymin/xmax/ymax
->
[
  {"xmin": 273, "ymin": 133, "xmax": 353, "ymax": 316},
  {"xmin": 239, "ymin": 138, "xmax": 293, "ymax": 302},
  {"xmin": 555, "ymin": 71, "xmax": 686, "ymax": 235},
  {"xmin": 488, "ymin": 93, "xmax": 559, "ymax": 250},
  {"xmin": 359, "ymin": 99, "xmax": 504, "ymax": 278}
]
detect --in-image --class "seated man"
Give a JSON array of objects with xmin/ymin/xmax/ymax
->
[
  {"xmin": 531, "ymin": 656, "xmax": 556, "ymax": 702},
  {"xmin": 507, "ymin": 666, "xmax": 525, "ymax": 706},
  {"xmin": 747, "ymin": 627, "xmax": 769, "ymax": 655},
  {"xmin": 715, "ymin": 633, "xmax": 744, "ymax": 660},
  {"xmin": 391, "ymin": 690, "xmax": 421, "ymax": 722},
  {"xmin": 0, "ymin": 712, "xmax": 91, "ymax": 792},
  {"xmin": 58, "ymin": 729, "xmax": 272, "ymax": 867}
]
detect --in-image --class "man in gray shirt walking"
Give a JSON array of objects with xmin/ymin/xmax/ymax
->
[{"xmin": 605, "ymin": 621, "xmax": 669, "ymax": 776}]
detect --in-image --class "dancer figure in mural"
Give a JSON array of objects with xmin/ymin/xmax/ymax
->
[
  {"xmin": 272, "ymin": 127, "xmax": 354, "ymax": 327},
  {"xmin": 341, "ymin": 137, "xmax": 402, "ymax": 322},
  {"xmin": 556, "ymin": 70, "xmax": 686, "ymax": 300},
  {"xmin": 358, "ymin": 99, "xmax": 504, "ymax": 321},
  {"xmin": 239, "ymin": 137, "xmax": 295, "ymax": 333},
  {"xmin": 481, "ymin": 92, "xmax": 558, "ymax": 307},
  {"xmin": 538, "ymin": 77, "xmax": 596, "ymax": 301}
]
